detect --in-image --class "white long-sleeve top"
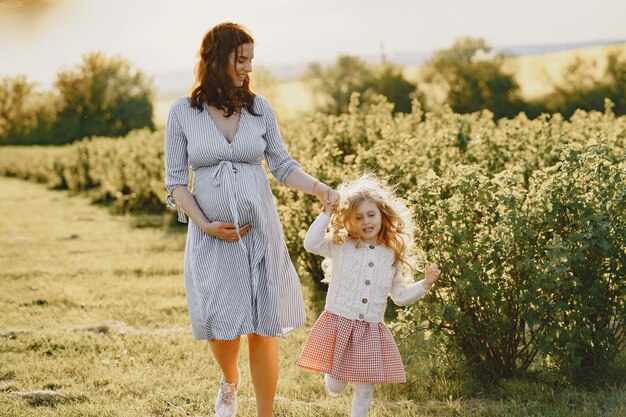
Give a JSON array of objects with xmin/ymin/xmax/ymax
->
[{"xmin": 304, "ymin": 212, "xmax": 429, "ymax": 323}]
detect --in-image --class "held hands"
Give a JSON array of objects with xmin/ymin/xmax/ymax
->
[
  {"xmin": 203, "ymin": 222, "xmax": 250, "ymax": 242},
  {"xmin": 423, "ymin": 263, "xmax": 441, "ymax": 290},
  {"xmin": 313, "ymin": 182, "xmax": 339, "ymax": 215},
  {"xmin": 322, "ymin": 189, "xmax": 339, "ymax": 215}
]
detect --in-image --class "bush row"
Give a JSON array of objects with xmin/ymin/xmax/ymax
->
[{"xmin": 1, "ymin": 96, "xmax": 624, "ymax": 377}]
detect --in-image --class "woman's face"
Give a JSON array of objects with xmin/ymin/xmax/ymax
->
[{"xmin": 228, "ymin": 43, "xmax": 254, "ymax": 88}]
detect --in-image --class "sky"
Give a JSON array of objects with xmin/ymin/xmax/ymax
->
[{"xmin": 1, "ymin": 0, "xmax": 625, "ymax": 87}]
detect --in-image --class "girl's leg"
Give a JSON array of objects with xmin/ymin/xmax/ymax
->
[
  {"xmin": 351, "ymin": 383, "xmax": 374, "ymax": 417},
  {"xmin": 324, "ymin": 373, "xmax": 348, "ymax": 397},
  {"xmin": 247, "ymin": 333, "xmax": 278, "ymax": 417}
]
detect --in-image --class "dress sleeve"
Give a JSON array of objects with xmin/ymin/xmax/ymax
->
[
  {"xmin": 164, "ymin": 105, "xmax": 189, "ymax": 223},
  {"xmin": 303, "ymin": 212, "xmax": 334, "ymax": 258},
  {"xmin": 261, "ymin": 98, "xmax": 300, "ymax": 184},
  {"xmin": 389, "ymin": 269, "xmax": 429, "ymax": 306}
]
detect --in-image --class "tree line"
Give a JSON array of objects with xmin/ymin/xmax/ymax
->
[
  {"xmin": 307, "ymin": 37, "xmax": 626, "ymax": 120},
  {"xmin": 2, "ymin": 38, "xmax": 625, "ymax": 146},
  {"xmin": 0, "ymin": 52, "xmax": 155, "ymax": 146}
]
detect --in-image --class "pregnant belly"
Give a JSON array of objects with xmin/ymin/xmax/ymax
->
[{"xmin": 192, "ymin": 166, "xmax": 262, "ymax": 226}]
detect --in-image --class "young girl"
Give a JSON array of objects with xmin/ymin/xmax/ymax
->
[{"xmin": 297, "ymin": 174, "xmax": 440, "ymax": 417}]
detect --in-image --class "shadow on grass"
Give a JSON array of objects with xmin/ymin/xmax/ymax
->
[{"xmin": 11, "ymin": 390, "xmax": 89, "ymax": 407}]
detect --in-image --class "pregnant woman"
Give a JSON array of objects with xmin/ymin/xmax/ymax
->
[{"xmin": 164, "ymin": 22, "xmax": 338, "ymax": 417}]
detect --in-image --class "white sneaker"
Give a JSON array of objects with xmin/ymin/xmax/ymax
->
[{"xmin": 215, "ymin": 370, "xmax": 239, "ymax": 417}]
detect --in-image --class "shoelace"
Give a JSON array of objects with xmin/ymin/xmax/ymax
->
[{"xmin": 218, "ymin": 380, "xmax": 237, "ymax": 405}]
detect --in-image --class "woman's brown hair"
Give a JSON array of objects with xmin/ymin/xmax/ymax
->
[{"xmin": 189, "ymin": 22, "xmax": 258, "ymax": 116}]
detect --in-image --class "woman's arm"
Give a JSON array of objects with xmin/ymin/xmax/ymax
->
[
  {"xmin": 284, "ymin": 168, "xmax": 339, "ymax": 208},
  {"xmin": 259, "ymin": 97, "xmax": 339, "ymax": 207}
]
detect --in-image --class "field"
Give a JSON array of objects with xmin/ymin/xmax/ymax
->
[
  {"xmin": 1, "ymin": 177, "xmax": 625, "ymax": 417},
  {"xmin": 502, "ymin": 43, "xmax": 626, "ymax": 99},
  {"xmin": 2, "ymin": 41, "xmax": 626, "ymax": 415}
]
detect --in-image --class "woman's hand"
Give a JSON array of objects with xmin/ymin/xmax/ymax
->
[
  {"xmin": 423, "ymin": 263, "xmax": 440, "ymax": 289},
  {"xmin": 202, "ymin": 222, "xmax": 251, "ymax": 242}
]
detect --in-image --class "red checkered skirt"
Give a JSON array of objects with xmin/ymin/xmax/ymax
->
[{"xmin": 297, "ymin": 310, "xmax": 406, "ymax": 383}]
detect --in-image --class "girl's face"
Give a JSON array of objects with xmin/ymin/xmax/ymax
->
[
  {"xmin": 228, "ymin": 43, "xmax": 254, "ymax": 88},
  {"xmin": 351, "ymin": 198, "xmax": 382, "ymax": 244}
]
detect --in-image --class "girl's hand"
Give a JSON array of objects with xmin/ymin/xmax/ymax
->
[
  {"xmin": 203, "ymin": 222, "xmax": 251, "ymax": 242},
  {"xmin": 327, "ymin": 188, "xmax": 340, "ymax": 211},
  {"xmin": 323, "ymin": 188, "xmax": 339, "ymax": 214},
  {"xmin": 322, "ymin": 199, "xmax": 332, "ymax": 216},
  {"xmin": 423, "ymin": 263, "xmax": 440, "ymax": 289}
]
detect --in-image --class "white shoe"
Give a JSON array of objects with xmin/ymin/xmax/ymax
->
[{"xmin": 215, "ymin": 370, "xmax": 239, "ymax": 417}]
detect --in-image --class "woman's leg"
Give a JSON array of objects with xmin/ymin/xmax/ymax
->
[
  {"xmin": 209, "ymin": 337, "xmax": 241, "ymax": 384},
  {"xmin": 247, "ymin": 333, "xmax": 278, "ymax": 417},
  {"xmin": 351, "ymin": 383, "xmax": 374, "ymax": 417},
  {"xmin": 209, "ymin": 338, "xmax": 241, "ymax": 417}
]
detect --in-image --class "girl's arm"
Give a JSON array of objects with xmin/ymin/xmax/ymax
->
[
  {"xmin": 303, "ymin": 212, "xmax": 333, "ymax": 258},
  {"xmin": 390, "ymin": 264, "xmax": 440, "ymax": 306},
  {"xmin": 389, "ymin": 272, "xmax": 428, "ymax": 307}
]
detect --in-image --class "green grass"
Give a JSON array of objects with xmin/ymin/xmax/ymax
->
[{"xmin": 1, "ymin": 176, "xmax": 625, "ymax": 416}]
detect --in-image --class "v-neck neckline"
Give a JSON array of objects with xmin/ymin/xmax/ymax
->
[{"xmin": 204, "ymin": 104, "xmax": 243, "ymax": 145}]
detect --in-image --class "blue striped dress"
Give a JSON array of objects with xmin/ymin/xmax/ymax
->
[{"xmin": 164, "ymin": 95, "xmax": 306, "ymax": 341}]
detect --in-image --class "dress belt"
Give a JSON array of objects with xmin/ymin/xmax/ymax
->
[{"xmin": 167, "ymin": 160, "xmax": 262, "ymax": 226}]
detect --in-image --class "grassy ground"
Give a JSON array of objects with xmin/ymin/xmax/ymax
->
[{"xmin": 1, "ymin": 176, "xmax": 625, "ymax": 416}]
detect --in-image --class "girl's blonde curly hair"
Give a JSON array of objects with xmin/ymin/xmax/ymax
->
[{"xmin": 325, "ymin": 173, "xmax": 416, "ymax": 280}]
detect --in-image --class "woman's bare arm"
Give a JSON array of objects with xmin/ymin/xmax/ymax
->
[{"xmin": 284, "ymin": 168, "xmax": 339, "ymax": 208}]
